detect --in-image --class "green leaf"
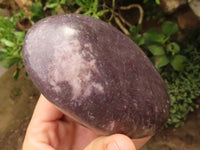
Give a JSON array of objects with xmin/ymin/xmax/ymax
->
[
  {"xmin": 14, "ymin": 31, "xmax": 25, "ymax": 43},
  {"xmin": 184, "ymin": 44, "xmax": 195, "ymax": 52},
  {"xmin": 13, "ymin": 69, "xmax": 20, "ymax": 80},
  {"xmin": 30, "ymin": 3, "xmax": 45, "ymax": 22},
  {"xmin": 130, "ymin": 24, "xmax": 142, "ymax": 34},
  {"xmin": 143, "ymin": 28, "xmax": 166, "ymax": 44},
  {"xmin": 46, "ymin": 3, "xmax": 58, "ymax": 9},
  {"xmin": 92, "ymin": 0, "xmax": 99, "ymax": 11},
  {"xmin": 76, "ymin": 0, "xmax": 90, "ymax": 8},
  {"xmin": 148, "ymin": 45, "xmax": 165, "ymax": 55},
  {"xmin": 162, "ymin": 21, "xmax": 179, "ymax": 37},
  {"xmin": 155, "ymin": 0, "xmax": 160, "ymax": 5},
  {"xmin": 0, "ymin": 59, "xmax": 14, "ymax": 68},
  {"xmin": 170, "ymin": 55, "xmax": 186, "ymax": 71},
  {"xmin": 137, "ymin": 36, "xmax": 145, "ymax": 46},
  {"xmin": 92, "ymin": 13, "xmax": 99, "ymax": 19},
  {"xmin": 60, "ymin": 0, "xmax": 67, "ymax": 4},
  {"xmin": 0, "ymin": 39, "xmax": 15, "ymax": 47},
  {"xmin": 152, "ymin": 55, "xmax": 169, "ymax": 68},
  {"xmin": 0, "ymin": 48, "xmax": 8, "ymax": 53},
  {"xmin": 14, "ymin": 31, "xmax": 25, "ymax": 39},
  {"xmin": 129, "ymin": 35, "xmax": 145, "ymax": 46},
  {"xmin": 166, "ymin": 42, "xmax": 180, "ymax": 55},
  {"xmin": 96, "ymin": 9, "xmax": 109, "ymax": 17},
  {"xmin": 146, "ymin": 28, "xmax": 157, "ymax": 34}
]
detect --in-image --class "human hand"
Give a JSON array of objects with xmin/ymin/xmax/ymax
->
[{"xmin": 23, "ymin": 95, "xmax": 151, "ymax": 150}]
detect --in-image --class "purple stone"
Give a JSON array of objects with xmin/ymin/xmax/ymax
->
[{"xmin": 23, "ymin": 14, "xmax": 170, "ymax": 138}]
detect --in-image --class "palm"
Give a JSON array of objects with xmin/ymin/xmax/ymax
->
[{"xmin": 44, "ymin": 117, "xmax": 99, "ymax": 150}]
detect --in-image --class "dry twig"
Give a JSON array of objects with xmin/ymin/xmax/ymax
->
[
  {"xmin": 103, "ymin": 0, "xmax": 143, "ymax": 35},
  {"xmin": 75, "ymin": 7, "xmax": 83, "ymax": 14},
  {"xmin": 114, "ymin": 16, "xmax": 130, "ymax": 35},
  {"xmin": 120, "ymin": 4, "xmax": 144, "ymax": 24}
]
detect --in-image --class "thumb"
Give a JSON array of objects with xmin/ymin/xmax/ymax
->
[{"xmin": 83, "ymin": 134, "xmax": 136, "ymax": 150}]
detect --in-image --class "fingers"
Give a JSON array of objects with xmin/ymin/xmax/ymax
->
[
  {"xmin": 31, "ymin": 95, "xmax": 63, "ymax": 124},
  {"xmin": 84, "ymin": 134, "xmax": 136, "ymax": 150}
]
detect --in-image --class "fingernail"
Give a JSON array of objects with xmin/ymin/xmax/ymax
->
[{"xmin": 107, "ymin": 142, "xmax": 120, "ymax": 150}]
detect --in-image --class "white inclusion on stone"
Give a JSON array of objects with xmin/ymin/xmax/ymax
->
[
  {"xmin": 49, "ymin": 79, "xmax": 62, "ymax": 93},
  {"xmin": 106, "ymin": 121, "xmax": 116, "ymax": 131},
  {"xmin": 155, "ymin": 106, "xmax": 158, "ymax": 113},
  {"xmin": 88, "ymin": 111, "xmax": 95, "ymax": 120},
  {"xmin": 63, "ymin": 26, "xmax": 77, "ymax": 37},
  {"xmin": 48, "ymin": 25, "xmax": 104, "ymax": 100}
]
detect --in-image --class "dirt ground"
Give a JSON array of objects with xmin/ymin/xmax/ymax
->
[
  {"xmin": 0, "ymin": 67, "xmax": 200, "ymax": 150},
  {"xmin": 141, "ymin": 109, "xmax": 200, "ymax": 150},
  {"xmin": 0, "ymin": 66, "xmax": 40, "ymax": 150}
]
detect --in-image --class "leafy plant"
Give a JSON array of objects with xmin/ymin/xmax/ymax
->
[
  {"xmin": 130, "ymin": 21, "xmax": 186, "ymax": 72},
  {"xmin": 44, "ymin": 0, "xmax": 75, "ymax": 14},
  {"xmin": 130, "ymin": 22, "xmax": 200, "ymax": 127},
  {"xmin": 157, "ymin": 28, "xmax": 200, "ymax": 127},
  {"xmin": 30, "ymin": 0, "xmax": 108, "ymax": 22},
  {"xmin": 164, "ymin": 46, "xmax": 200, "ymax": 127},
  {"xmin": 30, "ymin": 0, "xmax": 76, "ymax": 22},
  {"xmin": 75, "ymin": 0, "xmax": 108, "ymax": 18},
  {"xmin": 30, "ymin": 0, "xmax": 67, "ymax": 22},
  {"xmin": 30, "ymin": 0, "xmax": 46, "ymax": 22},
  {"xmin": 45, "ymin": 0, "xmax": 68, "ymax": 9},
  {"xmin": 0, "ymin": 10, "xmax": 25, "ymax": 79}
]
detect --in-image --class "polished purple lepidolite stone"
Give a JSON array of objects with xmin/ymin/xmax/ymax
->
[{"xmin": 23, "ymin": 14, "xmax": 170, "ymax": 138}]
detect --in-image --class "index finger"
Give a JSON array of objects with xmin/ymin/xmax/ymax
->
[{"xmin": 31, "ymin": 94, "xmax": 63, "ymax": 123}]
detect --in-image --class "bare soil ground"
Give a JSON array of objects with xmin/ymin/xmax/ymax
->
[
  {"xmin": 0, "ymin": 67, "xmax": 200, "ymax": 150},
  {"xmin": 141, "ymin": 108, "xmax": 200, "ymax": 150},
  {"xmin": 0, "ymin": 66, "xmax": 39, "ymax": 150}
]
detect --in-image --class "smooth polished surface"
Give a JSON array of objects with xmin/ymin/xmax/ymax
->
[{"xmin": 23, "ymin": 14, "xmax": 170, "ymax": 138}]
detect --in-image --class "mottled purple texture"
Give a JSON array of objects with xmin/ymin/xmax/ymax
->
[{"xmin": 23, "ymin": 14, "xmax": 170, "ymax": 138}]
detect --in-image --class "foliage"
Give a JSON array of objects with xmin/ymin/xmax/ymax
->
[
  {"xmin": 30, "ymin": 0, "xmax": 108, "ymax": 22},
  {"xmin": 130, "ymin": 21, "xmax": 186, "ymax": 72},
  {"xmin": 130, "ymin": 23, "xmax": 200, "ymax": 127},
  {"xmin": 75, "ymin": 0, "xmax": 108, "ymax": 18},
  {"xmin": 30, "ymin": 0, "xmax": 46, "ymax": 22},
  {"xmin": 0, "ymin": 10, "xmax": 25, "ymax": 79},
  {"xmin": 164, "ymin": 45, "xmax": 200, "ymax": 127},
  {"xmin": 143, "ymin": 0, "xmax": 165, "ymax": 22},
  {"xmin": 30, "ymin": 0, "xmax": 77, "ymax": 22},
  {"xmin": 30, "ymin": 0, "xmax": 67, "ymax": 22}
]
